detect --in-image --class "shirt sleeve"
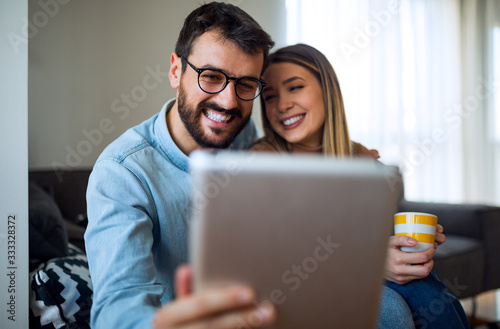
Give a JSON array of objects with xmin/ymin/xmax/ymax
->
[{"xmin": 85, "ymin": 159, "xmax": 165, "ymax": 329}]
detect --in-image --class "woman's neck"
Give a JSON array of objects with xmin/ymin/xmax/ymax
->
[{"xmin": 290, "ymin": 143, "xmax": 323, "ymax": 154}]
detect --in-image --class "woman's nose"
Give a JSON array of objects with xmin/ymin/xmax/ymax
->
[{"xmin": 277, "ymin": 96, "xmax": 292, "ymax": 113}]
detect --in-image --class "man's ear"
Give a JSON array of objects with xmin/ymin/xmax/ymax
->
[{"xmin": 169, "ymin": 53, "xmax": 182, "ymax": 89}]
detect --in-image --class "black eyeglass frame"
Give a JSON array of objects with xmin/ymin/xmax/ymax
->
[{"xmin": 180, "ymin": 56, "xmax": 267, "ymax": 101}]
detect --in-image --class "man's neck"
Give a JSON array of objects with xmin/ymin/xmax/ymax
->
[{"xmin": 166, "ymin": 101, "xmax": 203, "ymax": 155}]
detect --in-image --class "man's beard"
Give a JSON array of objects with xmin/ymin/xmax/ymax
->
[{"xmin": 177, "ymin": 83, "xmax": 251, "ymax": 149}]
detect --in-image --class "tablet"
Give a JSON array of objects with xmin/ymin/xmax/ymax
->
[{"xmin": 189, "ymin": 151, "xmax": 401, "ymax": 329}]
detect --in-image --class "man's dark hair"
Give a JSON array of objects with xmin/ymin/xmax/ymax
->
[{"xmin": 175, "ymin": 2, "xmax": 274, "ymax": 71}]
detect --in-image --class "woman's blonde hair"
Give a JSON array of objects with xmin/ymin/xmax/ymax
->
[{"xmin": 259, "ymin": 44, "xmax": 352, "ymax": 156}]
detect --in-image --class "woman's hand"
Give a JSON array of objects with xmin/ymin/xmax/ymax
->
[
  {"xmin": 384, "ymin": 236, "xmax": 435, "ymax": 285},
  {"xmin": 351, "ymin": 141, "xmax": 380, "ymax": 159},
  {"xmin": 153, "ymin": 265, "xmax": 276, "ymax": 329},
  {"xmin": 434, "ymin": 224, "xmax": 446, "ymax": 248}
]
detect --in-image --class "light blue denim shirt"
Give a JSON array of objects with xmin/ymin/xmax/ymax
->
[{"xmin": 85, "ymin": 99, "xmax": 257, "ymax": 329}]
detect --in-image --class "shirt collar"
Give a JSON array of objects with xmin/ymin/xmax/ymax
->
[{"xmin": 155, "ymin": 98, "xmax": 190, "ymax": 172}]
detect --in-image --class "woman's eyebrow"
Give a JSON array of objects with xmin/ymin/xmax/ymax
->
[
  {"xmin": 263, "ymin": 76, "xmax": 306, "ymax": 92},
  {"xmin": 282, "ymin": 76, "xmax": 305, "ymax": 84},
  {"xmin": 262, "ymin": 85, "xmax": 274, "ymax": 92}
]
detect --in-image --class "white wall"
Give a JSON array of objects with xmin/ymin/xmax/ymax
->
[
  {"xmin": 28, "ymin": 0, "xmax": 287, "ymax": 170},
  {"xmin": 0, "ymin": 1, "xmax": 29, "ymax": 328}
]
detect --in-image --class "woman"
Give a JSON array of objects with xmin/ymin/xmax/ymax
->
[{"xmin": 252, "ymin": 43, "xmax": 469, "ymax": 329}]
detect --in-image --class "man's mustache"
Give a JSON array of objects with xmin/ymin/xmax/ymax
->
[{"xmin": 199, "ymin": 101, "xmax": 242, "ymax": 119}]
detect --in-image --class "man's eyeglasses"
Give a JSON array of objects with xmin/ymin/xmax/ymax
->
[{"xmin": 181, "ymin": 56, "xmax": 266, "ymax": 101}]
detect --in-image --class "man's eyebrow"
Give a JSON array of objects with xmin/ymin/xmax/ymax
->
[
  {"xmin": 196, "ymin": 63, "xmax": 223, "ymax": 72},
  {"xmin": 197, "ymin": 62, "xmax": 220, "ymax": 70},
  {"xmin": 197, "ymin": 64, "xmax": 259, "ymax": 79}
]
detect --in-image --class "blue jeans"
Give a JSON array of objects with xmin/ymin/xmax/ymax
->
[
  {"xmin": 385, "ymin": 271, "xmax": 470, "ymax": 329},
  {"xmin": 378, "ymin": 286, "xmax": 416, "ymax": 328}
]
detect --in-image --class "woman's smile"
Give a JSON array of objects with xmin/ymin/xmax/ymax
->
[{"xmin": 281, "ymin": 114, "xmax": 306, "ymax": 129}]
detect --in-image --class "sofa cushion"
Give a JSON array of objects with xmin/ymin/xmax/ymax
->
[
  {"xmin": 29, "ymin": 244, "xmax": 92, "ymax": 329},
  {"xmin": 433, "ymin": 235, "xmax": 484, "ymax": 299},
  {"xmin": 29, "ymin": 182, "xmax": 69, "ymax": 271},
  {"xmin": 398, "ymin": 200, "xmax": 489, "ymax": 240}
]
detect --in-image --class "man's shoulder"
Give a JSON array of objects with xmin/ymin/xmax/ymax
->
[{"xmin": 96, "ymin": 114, "xmax": 159, "ymax": 165}]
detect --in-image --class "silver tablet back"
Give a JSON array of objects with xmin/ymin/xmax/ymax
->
[{"xmin": 189, "ymin": 151, "xmax": 401, "ymax": 329}]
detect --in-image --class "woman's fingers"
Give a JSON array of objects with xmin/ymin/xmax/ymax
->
[
  {"xmin": 435, "ymin": 224, "xmax": 446, "ymax": 246},
  {"xmin": 388, "ymin": 235, "xmax": 418, "ymax": 249},
  {"xmin": 385, "ymin": 257, "xmax": 434, "ymax": 284},
  {"xmin": 385, "ymin": 236, "xmax": 435, "ymax": 284}
]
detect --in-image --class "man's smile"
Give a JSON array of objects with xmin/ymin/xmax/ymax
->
[{"xmin": 203, "ymin": 109, "xmax": 233, "ymax": 123}]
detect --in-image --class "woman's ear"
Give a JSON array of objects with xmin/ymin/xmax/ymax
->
[{"xmin": 169, "ymin": 53, "xmax": 182, "ymax": 89}]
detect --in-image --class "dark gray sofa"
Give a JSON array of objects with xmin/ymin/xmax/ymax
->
[
  {"xmin": 29, "ymin": 170, "xmax": 91, "ymax": 253},
  {"xmin": 29, "ymin": 169, "xmax": 500, "ymax": 299},
  {"xmin": 399, "ymin": 200, "xmax": 500, "ymax": 300},
  {"xmin": 29, "ymin": 169, "xmax": 500, "ymax": 298},
  {"xmin": 28, "ymin": 169, "xmax": 500, "ymax": 327}
]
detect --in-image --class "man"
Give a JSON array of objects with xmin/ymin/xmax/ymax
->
[
  {"xmin": 85, "ymin": 3, "xmax": 276, "ymax": 329},
  {"xmin": 86, "ymin": 2, "xmax": 466, "ymax": 329}
]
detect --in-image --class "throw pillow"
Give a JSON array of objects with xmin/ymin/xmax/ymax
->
[{"xmin": 29, "ymin": 244, "xmax": 92, "ymax": 329}]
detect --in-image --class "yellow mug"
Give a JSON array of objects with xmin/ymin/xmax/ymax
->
[{"xmin": 394, "ymin": 212, "xmax": 437, "ymax": 252}]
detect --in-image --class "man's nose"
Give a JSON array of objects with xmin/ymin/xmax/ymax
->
[{"xmin": 215, "ymin": 80, "xmax": 239, "ymax": 110}]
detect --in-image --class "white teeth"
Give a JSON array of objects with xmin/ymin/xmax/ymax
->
[
  {"xmin": 283, "ymin": 115, "xmax": 304, "ymax": 126},
  {"xmin": 205, "ymin": 111, "xmax": 231, "ymax": 123}
]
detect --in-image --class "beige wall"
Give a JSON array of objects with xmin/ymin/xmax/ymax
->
[{"xmin": 28, "ymin": 0, "xmax": 287, "ymax": 170}]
